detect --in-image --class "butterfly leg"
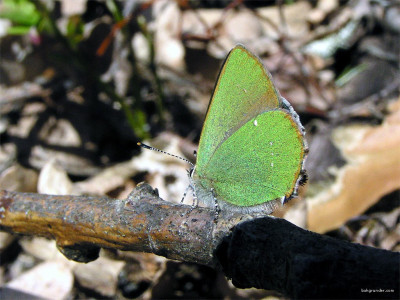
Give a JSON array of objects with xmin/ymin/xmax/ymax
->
[
  {"xmin": 191, "ymin": 188, "xmax": 198, "ymax": 207},
  {"xmin": 180, "ymin": 184, "xmax": 199, "ymax": 216},
  {"xmin": 211, "ymin": 188, "xmax": 220, "ymax": 223},
  {"xmin": 184, "ymin": 190, "xmax": 198, "ymax": 215},
  {"xmin": 180, "ymin": 184, "xmax": 190, "ymax": 204}
]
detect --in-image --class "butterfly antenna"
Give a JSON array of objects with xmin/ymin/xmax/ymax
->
[{"xmin": 137, "ymin": 142, "xmax": 195, "ymax": 167}]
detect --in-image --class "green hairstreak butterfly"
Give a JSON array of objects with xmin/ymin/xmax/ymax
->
[{"xmin": 140, "ymin": 44, "xmax": 307, "ymax": 216}]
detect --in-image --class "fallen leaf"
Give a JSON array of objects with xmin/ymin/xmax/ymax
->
[{"xmin": 307, "ymin": 99, "xmax": 400, "ymax": 233}]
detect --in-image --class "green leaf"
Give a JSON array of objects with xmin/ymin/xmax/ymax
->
[{"xmin": 0, "ymin": 0, "xmax": 40, "ymax": 27}]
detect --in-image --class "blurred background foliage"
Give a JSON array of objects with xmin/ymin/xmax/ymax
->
[{"xmin": 0, "ymin": 0, "xmax": 399, "ymax": 299}]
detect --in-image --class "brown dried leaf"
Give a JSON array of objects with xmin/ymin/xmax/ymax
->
[{"xmin": 307, "ymin": 99, "xmax": 400, "ymax": 233}]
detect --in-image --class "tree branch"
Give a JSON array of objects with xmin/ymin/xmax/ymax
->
[{"xmin": 0, "ymin": 184, "xmax": 398, "ymax": 298}]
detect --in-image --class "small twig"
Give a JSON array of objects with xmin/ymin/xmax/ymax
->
[{"xmin": 276, "ymin": 0, "xmax": 288, "ymax": 34}]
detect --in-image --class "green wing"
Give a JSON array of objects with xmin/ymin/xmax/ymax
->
[
  {"xmin": 197, "ymin": 110, "xmax": 304, "ymax": 206},
  {"xmin": 196, "ymin": 45, "xmax": 281, "ymax": 173}
]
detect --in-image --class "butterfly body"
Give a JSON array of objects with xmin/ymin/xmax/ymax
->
[{"xmin": 191, "ymin": 45, "xmax": 307, "ymax": 215}]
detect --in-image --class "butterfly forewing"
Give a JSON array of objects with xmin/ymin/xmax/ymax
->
[{"xmin": 196, "ymin": 45, "xmax": 281, "ymax": 174}]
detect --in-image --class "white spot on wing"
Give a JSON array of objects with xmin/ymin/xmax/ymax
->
[{"xmin": 253, "ymin": 119, "xmax": 258, "ymax": 126}]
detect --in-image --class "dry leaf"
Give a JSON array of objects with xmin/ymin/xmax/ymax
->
[
  {"xmin": 307, "ymin": 99, "xmax": 400, "ymax": 233},
  {"xmin": 6, "ymin": 261, "xmax": 73, "ymax": 300},
  {"xmin": 0, "ymin": 164, "xmax": 38, "ymax": 192},
  {"xmin": 73, "ymin": 255, "xmax": 125, "ymax": 297}
]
